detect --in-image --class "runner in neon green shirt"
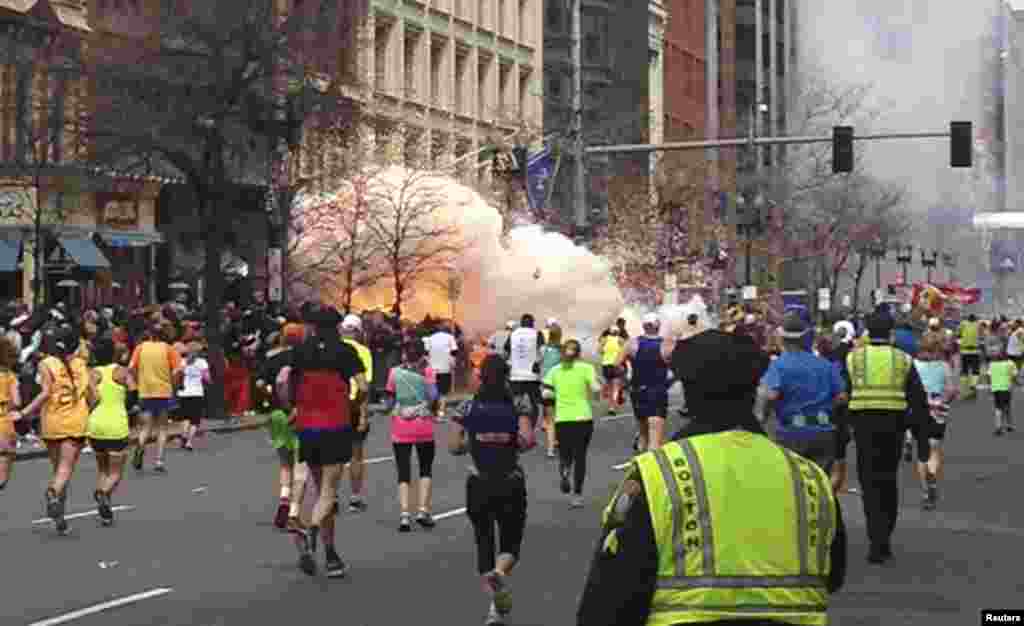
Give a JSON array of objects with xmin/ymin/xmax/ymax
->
[
  {"xmin": 989, "ymin": 352, "xmax": 1018, "ymax": 436},
  {"xmin": 542, "ymin": 339, "xmax": 602, "ymax": 507}
]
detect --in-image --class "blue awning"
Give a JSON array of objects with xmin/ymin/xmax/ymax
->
[
  {"xmin": 0, "ymin": 239, "xmax": 18, "ymax": 273},
  {"xmin": 58, "ymin": 237, "xmax": 111, "ymax": 269}
]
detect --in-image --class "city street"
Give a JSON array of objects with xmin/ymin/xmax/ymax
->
[{"xmin": 3, "ymin": 394, "xmax": 1022, "ymax": 626}]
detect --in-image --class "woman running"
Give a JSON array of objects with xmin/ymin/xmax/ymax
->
[
  {"xmin": 598, "ymin": 328, "xmax": 624, "ymax": 414},
  {"xmin": 451, "ymin": 354, "xmax": 535, "ymax": 626},
  {"xmin": 0, "ymin": 335, "xmax": 21, "ymax": 490},
  {"xmin": 260, "ymin": 326, "xmax": 302, "ymax": 529},
  {"xmin": 912, "ymin": 335, "xmax": 957, "ymax": 510},
  {"xmin": 86, "ymin": 337, "xmax": 135, "ymax": 526},
  {"xmin": 177, "ymin": 342, "xmax": 209, "ymax": 451},
  {"xmin": 385, "ymin": 340, "xmax": 440, "ymax": 532},
  {"xmin": 542, "ymin": 338, "xmax": 600, "ymax": 508},
  {"xmin": 538, "ymin": 324, "xmax": 563, "ymax": 457},
  {"xmin": 20, "ymin": 324, "xmax": 97, "ymax": 534}
]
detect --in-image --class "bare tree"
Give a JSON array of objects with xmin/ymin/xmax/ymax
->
[
  {"xmin": 82, "ymin": 1, "xmax": 359, "ymax": 419},
  {"xmin": 360, "ymin": 168, "xmax": 467, "ymax": 320}
]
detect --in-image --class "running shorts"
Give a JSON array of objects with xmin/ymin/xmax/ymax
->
[
  {"xmin": 140, "ymin": 397, "xmax": 177, "ymax": 416},
  {"xmin": 0, "ymin": 432, "xmax": 14, "ymax": 456},
  {"xmin": 994, "ymin": 390, "xmax": 1012, "ymax": 411},
  {"xmin": 630, "ymin": 387, "xmax": 669, "ymax": 420},
  {"xmin": 90, "ymin": 438, "xmax": 130, "ymax": 453},
  {"xmin": 509, "ymin": 381, "xmax": 541, "ymax": 419},
  {"xmin": 178, "ymin": 396, "xmax": 206, "ymax": 426},
  {"xmin": 298, "ymin": 429, "xmax": 353, "ymax": 467},
  {"xmin": 268, "ymin": 410, "xmax": 299, "ymax": 452},
  {"xmin": 929, "ymin": 422, "xmax": 947, "ymax": 441},
  {"xmin": 436, "ymin": 373, "xmax": 453, "ymax": 396},
  {"xmin": 961, "ymin": 353, "xmax": 981, "ymax": 376},
  {"xmin": 602, "ymin": 365, "xmax": 621, "ymax": 380}
]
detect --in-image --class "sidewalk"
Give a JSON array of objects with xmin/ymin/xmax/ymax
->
[{"xmin": 13, "ymin": 392, "xmax": 475, "ymax": 462}]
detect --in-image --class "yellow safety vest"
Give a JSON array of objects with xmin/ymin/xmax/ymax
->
[
  {"xmin": 846, "ymin": 345, "xmax": 910, "ymax": 412},
  {"xmin": 959, "ymin": 321, "xmax": 979, "ymax": 354},
  {"xmin": 608, "ymin": 432, "xmax": 836, "ymax": 626}
]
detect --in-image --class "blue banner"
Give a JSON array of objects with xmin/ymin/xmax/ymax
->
[{"xmin": 525, "ymin": 145, "xmax": 554, "ymax": 213}]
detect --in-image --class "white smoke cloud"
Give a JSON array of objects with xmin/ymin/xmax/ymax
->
[{"xmin": 298, "ymin": 165, "xmax": 625, "ymax": 343}]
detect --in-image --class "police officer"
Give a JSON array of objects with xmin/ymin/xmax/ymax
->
[
  {"xmin": 832, "ymin": 310, "xmax": 931, "ymax": 564},
  {"xmin": 578, "ymin": 329, "xmax": 847, "ymax": 626}
]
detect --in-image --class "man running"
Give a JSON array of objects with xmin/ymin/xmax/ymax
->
[
  {"xmin": 129, "ymin": 323, "xmax": 183, "ymax": 473},
  {"xmin": 341, "ymin": 314, "xmax": 373, "ymax": 513},
  {"xmin": 424, "ymin": 321, "xmax": 458, "ymax": 417},
  {"xmin": 286, "ymin": 306, "xmax": 367, "ymax": 578},
  {"xmin": 505, "ymin": 314, "xmax": 545, "ymax": 432},
  {"xmin": 615, "ymin": 313, "xmax": 669, "ymax": 451}
]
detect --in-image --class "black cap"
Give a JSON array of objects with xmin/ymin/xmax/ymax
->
[
  {"xmin": 672, "ymin": 330, "xmax": 769, "ymax": 399},
  {"xmin": 309, "ymin": 306, "xmax": 341, "ymax": 329},
  {"xmin": 866, "ymin": 311, "xmax": 895, "ymax": 338},
  {"xmin": 779, "ymin": 311, "xmax": 809, "ymax": 340}
]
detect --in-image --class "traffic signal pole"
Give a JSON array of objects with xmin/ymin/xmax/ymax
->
[{"xmin": 584, "ymin": 129, "xmax": 958, "ymax": 155}]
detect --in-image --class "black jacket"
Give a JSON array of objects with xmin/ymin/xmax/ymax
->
[{"xmin": 577, "ymin": 418, "xmax": 848, "ymax": 626}]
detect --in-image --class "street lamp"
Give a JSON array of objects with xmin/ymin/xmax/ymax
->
[
  {"xmin": 920, "ymin": 249, "xmax": 938, "ymax": 284},
  {"xmin": 736, "ymin": 192, "xmax": 765, "ymax": 289},
  {"xmin": 896, "ymin": 244, "xmax": 914, "ymax": 285},
  {"xmin": 868, "ymin": 241, "xmax": 886, "ymax": 290}
]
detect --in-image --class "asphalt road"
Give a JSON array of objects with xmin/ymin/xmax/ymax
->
[{"xmin": 2, "ymin": 392, "xmax": 1021, "ymax": 626}]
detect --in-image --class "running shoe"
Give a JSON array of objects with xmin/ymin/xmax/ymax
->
[
  {"xmin": 484, "ymin": 603, "xmax": 505, "ymax": 626},
  {"xmin": 45, "ymin": 487, "xmax": 62, "ymax": 522},
  {"xmin": 416, "ymin": 511, "xmax": 436, "ymax": 528},
  {"xmin": 132, "ymin": 446, "xmax": 144, "ymax": 471},
  {"xmin": 324, "ymin": 549, "xmax": 348, "ymax": 579},
  {"xmin": 570, "ymin": 496, "xmax": 585, "ymax": 509},
  {"xmin": 295, "ymin": 525, "xmax": 318, "ymax": 576},
  {"xmin": 925, "ymin": 473, "xmax": 939, "ymax": 508},
  {"xmin": 483, "ymin": 571, "xmax": 512, "ymax": 616},
  {"xmin": 546, "ymin": 449, "xmax": 556, "ymax": 458},
  {"xmin": 153, "ymin": 462, "xmax": 167, "ymax": 474},
  {"xmin": 348, "ymin": 497, "xmax": 368, "ymax": 513},
  {"xmin": 1007, "ymin": 425, "xmax": 1017, "ymax": 433},
  {"xmin": 95, "ymin": 490, "xmax": 114, "ymax": 526},
  {"xmin": 995, "ymin": 428, "xmax": 1005, "ymax": 436},
  {"xmin": 273, "ymin": 500, "xmax": 290, "ymax": 530},
  {"xmin": 398, "ymin": 513, "xmax": 412, "ymax": 533}
]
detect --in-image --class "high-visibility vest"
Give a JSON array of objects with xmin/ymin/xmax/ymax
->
[
  {"xmin": 959, "ymin": 321, "xmax": 979, "ymax": 354},
  {"xmin": 846, "ymin": 345, "xmax": 910, "ymax": 412},
  {"xmin": 607, "ymin": 432, "xmax": 836, "ymax": 626}
]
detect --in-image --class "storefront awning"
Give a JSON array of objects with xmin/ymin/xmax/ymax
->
[
  {"xmin": 0, "ymin": 239, "xmax": 18, "ymax": 272},
  {"xmin": 99, "ymin": 230, "xmax": 164, "ymax": 248},
  {"xmin": 58, "ymin": 237, "xmax": 110, "ymax": 269}
]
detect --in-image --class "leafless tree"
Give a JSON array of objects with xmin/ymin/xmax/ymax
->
[
  {"xmin": 360, "ymin": 168, "xmax": 468, "ymax": 320},
  {"xmin": 81, "ymin": 1, "xmax": 360, "ymax": 418}
]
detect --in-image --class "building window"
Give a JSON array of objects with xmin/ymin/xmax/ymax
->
[
  {"xmin": 375, "ymin": 21, "xmax": 391, "ymax": 92},
  {"xmin": 583, "ymin": 13, "xmax": 608, "ymax": 65},
  {"xmin": 519, "ymin": 70, "xmax": 531, "ymax": 119},
  {"xmin": 430, "ymin": 38, "xmax": 445, "ymax": 107},
  {"xmin": 546, "ymin": 1, "xmax": 562, "ymax": 31},
  {"xmin": 498, "ymin": 0, "xmax": 506, "ymax": 36},
  {"xmin": 499, "ymin": 63, "xmax": 512, "ymax": 118},
  {"xmin": 404, "ymin": 29, "xmax": 420, "ymax": 100},
  {"xmin": 455, "ymin": 50, "xmax": 468, "ymax": 114},
  {"xmin": 478, "ymin": 0, "xmax": 487, "ymax": 28},
  {"xmin": 547, "ymin": 74, "xmax": 562, "ymax": 101},
  {"xmin": 478, "ymin": 55, "xmax": 490, "ymax": 118},
  {"xmin": 519, "ymin": 0, "xmax": 529, "ymax": 42}
]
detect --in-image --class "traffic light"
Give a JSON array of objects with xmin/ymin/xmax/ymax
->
[
  {"xmin": 832, "ymin": 126, "xmax": 854, "ymax": 173},
  {"xmin": 951, "ymin": 121, "xmax": 972, "ymax": 168}
]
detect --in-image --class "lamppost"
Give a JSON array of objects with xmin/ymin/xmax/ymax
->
[
  {"xmin": 869, "ymin": 241, "xmax": 886, "ymax": 290},
  {"xmin": 920, "ymin": 249, "xmax": 938, "ymax": 284},
  {"xmin": 735, "ymin": 192, "xmax": 765, "ymax": 291},
  {"xmin": 896, "ymin": 244, "xmax": 914, "ymax": 286}
]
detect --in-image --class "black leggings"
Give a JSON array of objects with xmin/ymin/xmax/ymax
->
[
  {"xmin": 555, "ymin": 421, "xmax": 594, "ymax": 495},
  {"xmin": 466, "ymin": 472, "xmax": 527, "ymax": 574},
  {"xmin": 392, "ymin": 441, "xmax": 436, "ymax": 483}
]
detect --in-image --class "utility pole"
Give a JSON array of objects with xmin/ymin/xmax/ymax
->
[
  {"xmin": 754, "ymin": 0, "xmax": 763, "ymax": 172},
  {"xmin": 571, "ymin": 0, "xmax": 586, "ymax": 231},
  {"xmin": 705, "ymin": 0, "xmax": 719, "ymax": 248}
]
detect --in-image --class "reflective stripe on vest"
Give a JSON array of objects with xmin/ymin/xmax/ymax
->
[
  {"xmin": 634, "ymin": 433, "xmax": 835, "ymax": 626},
  {"xmin": 846, "ymin": 345, "xmax": 909, "ymax": 412}
]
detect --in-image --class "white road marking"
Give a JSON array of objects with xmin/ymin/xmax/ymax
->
[
  {"xmin": 434, "ymin": 507, "xmax": 468, "ymax": 521},
  {"xmin": 343, "ymin": 455, "xmax": 393, "ymax": 467},
  {"xmin": 191, "ymin": 487, "xmax": 208, "ymax": 494},
  {"xmin": 32, "ymin": 505, "xmax": 136, "ymax": 525},
  {"xmin": 27, "ymin": 587, "xmax": 173, "ymax": 626},
  {"xmin": 612, "ymin": 461, "xmax": 632, "ymax": 470}
]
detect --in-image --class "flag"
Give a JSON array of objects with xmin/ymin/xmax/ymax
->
[{"xmin": 525, "ymin": 145, "xmax": 554, "ymax": 212}]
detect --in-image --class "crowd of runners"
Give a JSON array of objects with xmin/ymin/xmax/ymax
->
[{"xmin": 0, "ymin": 294, "xmax": 1019, "ymax": 625}]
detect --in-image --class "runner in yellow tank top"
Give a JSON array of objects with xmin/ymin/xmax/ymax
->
[
  {"xmin": 0, "ymin": 335, "xmax": 22, "ymax": 491},
  {"xmin": 21, "ymin": 327, "xmax": 97, "ymax": 534},
  {"xmin": 87, "ymin": 337, "xmax": 136, "ymax": 526},
  {"xmin": 599, "ymin": 329, "xmax": 624, "ymax": 414}
]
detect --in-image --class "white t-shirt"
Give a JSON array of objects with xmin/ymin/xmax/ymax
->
[
  {"xmin": 425, "ymin": 332, "xmax": 458, "ymax": 374},
  {"xmin": 179, "ymin": 357, "xmax": 209, "ymax": 397},
  {"xmin": 508, "ymin": 327, "xmax": 541, "ymax": 382}
]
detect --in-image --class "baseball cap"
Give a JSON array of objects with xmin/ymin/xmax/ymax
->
[
  {"xmin": 779, "ymin": 311, "xmax": 808, "ymax": 339},
  {"xmin": 642, "ymin": 313, "xmax": 660, "ymax": 326},
  {"xmin": 547, "ymin": 317, "xmax": 558, "ymax": 327},
  {"xmin": 342, "ymin": 314, "xmax": 362, "ymax": 330}
]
